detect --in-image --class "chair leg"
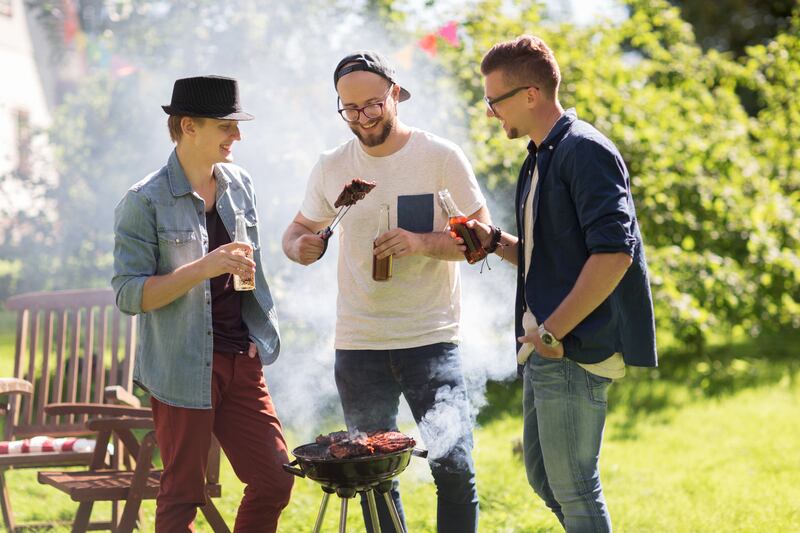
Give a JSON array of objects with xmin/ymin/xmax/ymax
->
[
  {"xmin": 116, "ymin": 498, "xmax": 142, "ymax": 533},
  {"xmin": 110, "ymin": 500, "xmax": 120, "ymax": 532},
  {"xmin": 0, "ymin": 469, "xmax": 16, "ymax": 533},
  {"xmin": 72, "ymin": 502, "xmax": 94, "ymax": 533},
  {"xmin": 200, "ymin": 500, "xmax": 231, "ymax": 533}
]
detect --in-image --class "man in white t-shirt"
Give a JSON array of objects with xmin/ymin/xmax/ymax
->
[{"xmin": 282, "ymin": 50, "xmax": 489, "ymax": 533}]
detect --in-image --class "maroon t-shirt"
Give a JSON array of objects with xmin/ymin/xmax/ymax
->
[{"xmin": 206, "ymin": 206, "xmax": 250, "ymax": 354}]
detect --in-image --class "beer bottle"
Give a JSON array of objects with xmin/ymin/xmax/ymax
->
[
  {"xmin": 438, "ymin": 189, "xmax": 487, "ymax": 264},
  {"xmin": 233, "ymin": 210, "xmax": 256, "ymax": 291},
  {"xmin": 372, "ymin": 203, "xmax": 393, "ymax": 281}
]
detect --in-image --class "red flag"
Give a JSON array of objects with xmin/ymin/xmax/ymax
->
[
  {"xmin": 62, "ymin": 0, "xmax": 79, "ymax": 44},
  {"xmin": 418, "ymin": 33, "xmax": 437, "ymax": 56}
]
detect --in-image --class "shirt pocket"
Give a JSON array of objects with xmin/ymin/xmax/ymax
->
[
  {"xmin": 397, "ymin": 194, "xmax": 434, "ymax": 233},
  {"xmin": 157, "ymin": 229, "xmax": 198, "ymax": 274},
  {"xmin": 238, "ymin": 209, "xmax": 259, "ymax": 250}
]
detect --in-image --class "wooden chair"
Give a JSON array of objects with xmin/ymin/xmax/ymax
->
[
  {"xmin": 0, "ymin": 288, "xmax": 230, "ymax": 531},
  {"xmin": 38, "ymin": 404, "xmax": 229, "ymax": 533},
  {"xmin": 0, "ymin": 288, "xmax": 139, "ymax": 531}
]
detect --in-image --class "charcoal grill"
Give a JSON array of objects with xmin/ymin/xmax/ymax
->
[{"xmin": 283, "ymin": 441, "xmax": 427, "ymax": 533}]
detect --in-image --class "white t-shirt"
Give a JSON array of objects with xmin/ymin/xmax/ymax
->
[{"xmin": 301, "ymin": 129, "xmax": 486, "ymax": 350}]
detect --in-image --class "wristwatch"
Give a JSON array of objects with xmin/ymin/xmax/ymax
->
[{"xmin": 538, "ymin": 324, "xmax": 561, "ymax": 348}]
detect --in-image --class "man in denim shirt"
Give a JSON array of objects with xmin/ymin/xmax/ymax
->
[
  {"xmin": 463, "ymin": 37, "xmax": 658, "ymax": 531},
  {"xmin": 112, "ymin": 76, "xmax": 292, "ymax": 532}
]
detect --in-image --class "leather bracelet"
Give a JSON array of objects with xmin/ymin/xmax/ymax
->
[{"xmin": 485, "ymin": 225, "xmax": 503, "ymax": 254}]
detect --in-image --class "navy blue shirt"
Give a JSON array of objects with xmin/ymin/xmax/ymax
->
[{"xmin": 515, "ymin": 108, "xmax": 657, "ymax": 367}]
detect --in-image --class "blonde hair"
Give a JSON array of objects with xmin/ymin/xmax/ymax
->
[{"xmin": 167, "ymin": 115, "xmax": 205, "ymax": 143}]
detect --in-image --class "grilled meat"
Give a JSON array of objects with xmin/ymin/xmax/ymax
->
[
  {"xmin": 329, "ymin": 437, "xmax": 374, "ymax": 459},
  {"xmin": 315, "ymin": 431, "xmax": 349, "ymax": 446},
  {"xmin": 315, "ymin": 430, "xmax": 416, "ymax": 459},
  {"xmin": 368, "ymin": 431, "xmax": 415, "ymax": 454},
  {"xmin": 334, "ymin": 178, "xmax": 377, "ymax": 208}
]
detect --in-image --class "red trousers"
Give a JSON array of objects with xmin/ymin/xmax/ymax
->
[{"xmin": 150, "ymin": 352, "xmax": 294, "ymax": 533}]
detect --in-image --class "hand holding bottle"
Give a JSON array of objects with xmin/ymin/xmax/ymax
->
[
  {"xmin": 373, "ymin": 228, "xmax": 422, "ymax": 259},
  {"xmin": 201, "ymin": 242, "xmax": 255, "ymax": 280}
]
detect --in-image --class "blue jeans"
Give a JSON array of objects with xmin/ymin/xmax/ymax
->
[
  {"xmin": 335, "ymin": 342, "xmax": 479, "ymax": 533},
  {"xmin": 523, "ymin": 352, "xmax": 613, "ymax": 532}
]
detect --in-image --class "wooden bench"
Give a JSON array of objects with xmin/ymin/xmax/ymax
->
[{"xmin": 0, "ymin": 289, "xmax": 228, "ymax": 531}]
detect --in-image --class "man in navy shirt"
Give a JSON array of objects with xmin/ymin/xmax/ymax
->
[{"xmin": 463, "ymin": 36, "xmax": 657, "ymax": 532}]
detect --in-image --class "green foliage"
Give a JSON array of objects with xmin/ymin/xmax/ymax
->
[
  {"xmin": 412, "ymin": 0, "xmax": 800, "ymax": 350},
  {"xmin": 671, "ymin": 0, "xmax": 797, "ymax": 56}
]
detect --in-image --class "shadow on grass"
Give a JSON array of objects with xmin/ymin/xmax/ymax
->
[{"xmin": 476, "ymin": 327, "xmax": 800, "ymax": 432}]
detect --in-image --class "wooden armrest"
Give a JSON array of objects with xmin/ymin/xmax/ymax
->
[
  {"xmin": 86, "ymin": 417, "xmax": 155, "ymax": 431},
  {"xmin": 104, "ymin": 385, "xmax": 141, "ymax": 407},
  {"xmin": 0, "ymin": 378, "xmax": 33, "ymax": 396},
  {"xmin": 44, "ymin": 403, "xmax": 152, "ymax": 418}
]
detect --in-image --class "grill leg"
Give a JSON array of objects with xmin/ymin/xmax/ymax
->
[
  {"xmin": 339, "ymin": 497, "xmax": 348, "ymax": 533},
  {"xmin": 365, "ymin": 489, "xmax": 382, "ymax": 533},
  {"xmin": 312, "ymin": 492, "xmax": 331, "ymax": 533},
  {"xmin": 381, "ymin": 491, "xmax": 405, "ymax": 533}
]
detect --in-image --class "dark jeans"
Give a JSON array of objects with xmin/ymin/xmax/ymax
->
[{"xmin": 335, "ymin": 342, "xmax": 479, "ymax": 533}]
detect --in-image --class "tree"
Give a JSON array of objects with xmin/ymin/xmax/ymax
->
[
  {"xmin": 671, "ymin": 0, "xmax": 796, "ymax": 56},
  {"xmin": 398, "ymin": 0, "xmax": 800, "ymax": 350}
]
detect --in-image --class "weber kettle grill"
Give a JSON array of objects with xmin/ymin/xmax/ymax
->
[{"xmin": 283, "ymin": 441, "xmax": 427, "ymax": 533}]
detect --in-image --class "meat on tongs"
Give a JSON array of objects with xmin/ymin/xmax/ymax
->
[
  {"xmin": 317, "ymin": 178, "xmax": 377, "ymax": 258},
  {"xmin": 334, "ymin": 178, "xmax": 377, "ymax": 208}
]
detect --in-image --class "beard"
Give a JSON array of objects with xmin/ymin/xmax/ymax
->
[{"xmin": 350, "ymin": 115, "xmax": 395, "ymax": 147}]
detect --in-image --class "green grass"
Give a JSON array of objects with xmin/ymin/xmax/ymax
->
[{"xmin": 2, "ymin": 309, "xmax": 799, "ymax": 532}]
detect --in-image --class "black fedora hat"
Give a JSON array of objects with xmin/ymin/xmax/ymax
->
[{"xmin": 162, "ymin": 75, "xmax": 254, "ymax": 121}]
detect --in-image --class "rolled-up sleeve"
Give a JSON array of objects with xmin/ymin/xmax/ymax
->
[
  {"xmin": 112, "ymin": 189, "xmax": 157, "ymax": 315},
  {"xmin": 569, "ymin": 139, "xmax": 636, "ymax": 256}
]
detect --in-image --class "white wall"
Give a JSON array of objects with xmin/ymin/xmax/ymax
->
[
  {"xmin": 0, "ymin": 0, "xmax": 53, "ymax": 227},
  {"xmin": 0, "ymin": 0, "xmax": 51, "ymax": 176}
]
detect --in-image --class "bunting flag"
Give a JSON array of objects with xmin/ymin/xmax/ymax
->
[
  {"xmin": 418, "ymin": 33, "xmax": 438, "ymax": 56},
  {"xmin": 62, "ymin": 0, "xmax": 79, "ymax": 44},
  {"xmin": 417, "ymin": 20, "xmax": 461, "ymax": 57},
  {"xmin": 437, "ymin": 21, "xmax": 459, "ymax": 47},
  {"xmin": 394, "ymin": 44, "xmax": 414, "ymax": 70},
  {"xmin": 111, "ymin": 55, "xmax": 138, "ymax": 78}
]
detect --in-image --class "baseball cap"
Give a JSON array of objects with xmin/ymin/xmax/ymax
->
[{"xmin": 333, "ymin": 50, "xmax": 411, "ymax": 102}]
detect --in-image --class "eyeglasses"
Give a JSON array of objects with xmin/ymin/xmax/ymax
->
[
  {"xmin": 484, "ymin": 85, "xmax": 538, "ymax": 113},
  {"xmin": 338, "ymin": 85, "xmax": 394, "ymax": 123}
]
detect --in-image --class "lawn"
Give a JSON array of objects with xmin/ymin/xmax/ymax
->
[{"xmin": 1, "ymin": 313, "xmax": 799, "ymax": 532}]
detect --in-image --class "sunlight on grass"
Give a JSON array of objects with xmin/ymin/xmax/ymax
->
[{"xmin": 2, "ymin": 309, "xmax": 798, "ymax": 532}]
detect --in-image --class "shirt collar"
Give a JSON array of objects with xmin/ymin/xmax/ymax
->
[
  {"xmin": 528, "ymin": 107, "xmax": 577, "ymax": 155},
  {"xmin": 167, "ymin": 149, "xmax": 231, "ymax": 197},
  {"xmin": 166, "ymin": 149, "xmax": 193, "ymax": 197}
]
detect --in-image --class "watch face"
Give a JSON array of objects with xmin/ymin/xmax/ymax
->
[{"xmin": 542, "ymin": 332, "xmax": 555, "ymax": 345}]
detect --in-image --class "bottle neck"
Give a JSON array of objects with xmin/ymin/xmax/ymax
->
[
  {"xmin": 235, "ymin": 214, "xmax": 249, "ymax": 243},
  {"xmin": 438, "ymin": 191, "xmax": 462, "ymax": 218},
  {"xmin": 377, "ymin": 205, "xmax": 390, "ymax": 235}
]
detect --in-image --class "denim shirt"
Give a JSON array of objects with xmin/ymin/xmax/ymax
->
[
  {"xmin": 515, "ymin": 108, "xmax": 657, "ymax": 367},
  {"xmin": 112, "ymin": 150, "xmax": 281, "ymax": 408}
]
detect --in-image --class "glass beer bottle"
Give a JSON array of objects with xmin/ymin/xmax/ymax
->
[
  {"xmin": 233, "ymin": 210, "xmax": 256, "ymax": 291},
  {"xmin": 372, "ymin": 203, "xmax": 393, "ymax": 281},
  {"xmin": 438, "ymin": 188, "xmax": 487, "ymax": 264}
]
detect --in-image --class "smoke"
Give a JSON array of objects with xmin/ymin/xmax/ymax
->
[{"xmin": 44, "ymin": 0, "xmax": 521, "ymax": 452}]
